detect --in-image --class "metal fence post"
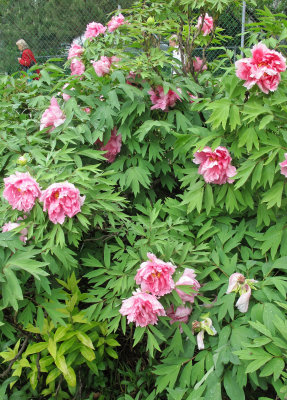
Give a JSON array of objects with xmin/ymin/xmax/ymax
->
[{"xmin": 241, "ymin": 1, "xmax": 246, "ymax": 56}]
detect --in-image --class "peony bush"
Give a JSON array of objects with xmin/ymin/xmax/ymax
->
[{"xmin": 0, "ymin": 1, "xmax": 286, "ymax": 399}]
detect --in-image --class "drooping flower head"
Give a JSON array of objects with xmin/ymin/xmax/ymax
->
[
  {"xmin": 175, "ymin": 268, "xmax": 200, "ymax": 303},
  {"xmin": 226, "ymin": 273, "xmax": 257, "ymax": 313},
  {"xmin": 135, "ymin": 252, "xmax": 176, "ymax": 297},
  {"xmin": 70, "ymin": 58, "xmax": 85, "ymax": 76},
  {"xmin": 196, "ymin": 13, "xmax": 214, "ymax": 36},
  {"xmin": 119, "ymin": 289, "xmax": 166, "ymax": 327},
  {"xmin": 40, "ymin": 182, "xmax": 85, "ymax": 224},
  {"xmin": 96, "ymin": 127, "xmax": 122, "ymax": 163},
  {"xmin": 2, "ymin": 221, "xmax": 28, "ymax": 243},
  {"xmin": 148, "ymin": 86, "xmax": 181, "ymax": 111},
  {"xmin": 279, "ymin": 153, "xmax": 287, "ymax": 177},
  {"xmin": 3, "ymin": 171, "xmax": 41, "ymax": 212},
  {"xmin": 107, "ymin": 13, "xmax": 125, "ymax": 32},
  {"xmin": 68, "ymin": 42, "xmax": 84, "ymax": 60},
  {"xmin": 193, "ymin": 57, "xmax": 207, "ymax": 72},
  {"xmin": 193, "ymin": 146, "xmax": 237, "ymax": 185},
  {"xmin": 192, "ymin": 315, "xmax": 217, "ymax": 350},
  {"xmin": 40, "ymin": 97, "xmax": 66, "ymax": 132},
  {"xmin": 85, "ymin": 22, "xmax": 107, "ymax": 39},
  {"xmin": 235, "ymin": 42, "xmax": 286, "ymax": 94}
]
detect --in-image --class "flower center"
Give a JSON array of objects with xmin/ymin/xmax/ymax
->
[
  {"xmin": 54, "ymin": 192, "xmax": 59, "ymax": 199},
  {"xmin": 17, "ymin": 188, "xmax": 21, "ymax": 192},
  {"xmin": 152, "ymin": 272, "xmax": 161, "ymax": 278}
]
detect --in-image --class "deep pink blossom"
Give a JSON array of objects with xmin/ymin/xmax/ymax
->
[
  {"xmin": 40, "ymin": 182, "xmax": 85, "ymax": 224},
  {"xmin": 70, "ymin": 58, "xmax": 85, "ymax": 76},
  {"xmin": 85, "ymin": 22, "xmax": 106, "ymax": 39},
  {"xmin": 193, "ymin": 146, "xmax": 237, "ymax": 184},
  {"xmin": 235, "ymin": 43, "xmax": 286, "ymax": 94},
  {"xmin": 166, "ymin": 305, "xmax": 192, "ymax": 330},
  {"xmin": 196, "ymin": 13, "xmax": 214, "ymax": 36},
  {"xmin": 175, "ymin": 268, "xmax": 200, "ymax": 303},
  {"xmin": 280, "ymin": 153, "xmax": 287, "ymax": 177},
  {"xmin": 193, "ymin": 57, "xmax": 207, "ymax": 72},
  {"xmin": 92, "ymin": 56, "xmax": 111, "ymax": 77},
  {"xmin": 40, "ymin": 97, "xmax": 66, "ymax": 132},
  {"xmin": 107, "ymin": 13, "xmax": 125, "ymax": 32},
  {"xmin": 148, "ymin": 86, "xmax": 181, "ymax": 111},
  {"xmin": 68, "ymin": 43, "xmax": 84, "ymax": 60},
  {"xmin": 2, "ymin": 221, "xmax": 28, "ymax": 243},
  {"xmin": 135, "ymin": 252, "xmax": 176, "ymax": 297},
  {"xmin": 119, "ymin": 290, "xmax": 166, "ymax": 327},
  {"xmin": 96, "ymin": 127, "xmax": 122, "ymax": 163},
  {"xmin": 84, "ymin": 107, "xmax": 91, "ymax": 114},
  {"xmin": 3, "ymin": 172, "xmax": 41, "ymax": 212}
]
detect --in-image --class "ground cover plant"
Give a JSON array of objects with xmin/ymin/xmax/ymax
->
[{"xmin": 0, "ymin": 0, "xmax": 287, "ymax": 399}]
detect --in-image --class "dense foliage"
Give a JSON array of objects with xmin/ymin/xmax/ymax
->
[{"xmin": 0, "ymin": 0, "xmax": 287, "ymax": 399}]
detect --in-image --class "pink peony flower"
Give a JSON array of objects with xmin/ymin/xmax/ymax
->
[
  {"xmin": 148, "ymin": 86, "xmax": 181, "ymax": 111},
  {"xmin": 107, "ymin": 13, "xmax": 125, "ymax": 32},
  {"xmin": 235, "ymin": 43, "xmax": 286, "ymax": 94},
  {"xmin": 226, "ymin": 273, "xmax": 245, "ymax": 293},
  {"xmin": 193, "ymin": 146, "xmax": 237, "ymax": 184},
  {"xmin": 85, "ymin": 22, "xmax": 107, "ymax": 39},
  {"xmin": 70, "ymin": 58, "xmax": 85, "ymax": 76},
  {"xmin": 68, "ymin": 42, "xmax": 84, "ymax": 60},
  {"xmin": 166, "ymin": 305, "xmax": 192, "ymax": 332},
  {"xmin": 196, "ymin": 13, "xmax": 214, "ymax": 36},
  {"xmin": 3, "ymin": 172, "xmax": 41, "ymax": 212},
  {"xmin": 119, "ymin": 290, "xmax": 166, "ymax": 327},
  {"xmin": 135, "ymin": 252, "xmax": 176, "ymax": 297},
  {"xmin": 40, "ymin": 182, "xmax": 85, "ymax": 224},
  {"xmin": 84, "ymin": 107, "xmax": 91, "ymax": 114},
  {"xmin": 280, "ymin": 153, "xmax": 287, "ymax": 177},
  {"xmin": 96, "ymin": 127, "xmax": 122, "ymax": 163},
  {"xmin": 2, "ymin": 221, "xmax": 28, "ymax": 243},
  {"xmin": 40, "ymin": 97, "xmax": 66, "ymax": 132},
  {"xmin": 92, "ymin": 56, "xmax": 111, "ymax": 77},
  {"xmin": 61, "ymin": 83, "xmax": 75, "ymax": 102},
  {"xmin": 193, "ymin": 57, "xmax": 207, "ymax": 72},
  {"xmin": 175, "ymin": 268, "xmax": 200, "ymax": 303}
]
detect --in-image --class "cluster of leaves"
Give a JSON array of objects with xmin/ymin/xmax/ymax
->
[{"xmin": 0, "ymin": 0, "xmax": 286, "ymax": 399}]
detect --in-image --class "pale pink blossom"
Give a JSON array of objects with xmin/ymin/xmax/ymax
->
[
  {"xmin": 92, "ymin": 56, "xmax": 111, "ymax": 77},
  {"xmin": 3, "ymin": 172, "xmax": 41, "ymax": 212},
  {"xmin": 193, "ymin": 146, "xmax": 237, "ymax": 184},
  {"xmin": 68, "ymin": 43, "xmax": 84, "ymax": 60},
  {"xmin": 175, "ymin": 268, "xmax": 200, "ymax": 303},
  {"xmin": 166, "ymin": 305, "xmax": 192, "ymax": 332},
  {"xmin": 85, "ymin": 22, "xmax": 107, "ymax": 39},
  {"xmin": 119, "ymin": 290, "xmax": 166, "ymax": 327},
  {"xmin": 135, "ymin": 252, "xmax": 176, "ymax": 297},
  {"xmin": 193, "ymin": 317, "xmax": 217, "ymax": 350},
  {"xmin": 235, "ymin": 284, "xmax": 252, "ymax": 313},
  {"xmin": 196, "ymin": 13, "xmax": 214, "ymax": 36},
  {"xmin": 235, "ymin": 43, "xmax": 286, "ymax": 94},
  {"xmin": 189, "ymin": 93, "xmax": 197, "ymax": 103},
  {"xmin": 280, "ymin": 153, "xmax": 287, "ymax": 177},
  {"xmin": 107, "ymin": 13, "xmax": 125, "ymax": 32},
  {"xmin": 61, "ymin": 83, "xmax": 75, "ymax": 102},
  {"xmin": 40, "ymin": 182, "xmax": 85, "ymax": 225},
  {"xmin": 70, "ymin": 58, "xmax": 85, "ymax": 76},
  {"xmin": 40, "ymin": 97, "xmax": 66, "ymax": 132},
  {"xmin": 193, "ymin": 57, "xmax": 207, "ymax": 72},
  {"xmin": 96, "ymin": 127, "xmax": 122, "ymax": 163},
  {"xmin": 2, "ymin": 221, "xmax": 28, "ymax": 243},
  {"xmin": 148, "ymin": 86, "xmax": 181, "ymax": 111},
  {"xmin": 226, "ymin": 273, "xmax": 245, "ymax": 293}
]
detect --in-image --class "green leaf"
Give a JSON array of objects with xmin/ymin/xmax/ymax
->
[
  {"xmin": 259, "ymin": 358, "xmax": 284, "ymax": 380},
  {"xmin": 76, "ymin": 331, "xmax": 95, "ymax": 350},
  {"xmin": 105, "ymin": 346, "xmax": 118, "ymax": 359},
  {"xmin": 223, "ymin": 370, "xmax": 245, "ymax": 400}
]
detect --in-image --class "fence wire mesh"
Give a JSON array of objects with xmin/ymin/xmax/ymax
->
[{"xmin": 0, "ymin": 1, "xmax": 253, "ymax": 75}]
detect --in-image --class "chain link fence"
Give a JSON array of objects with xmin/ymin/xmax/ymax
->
[{"xmin": 0, "ymin": 1, "xmax": 253, "ymax": 75}]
